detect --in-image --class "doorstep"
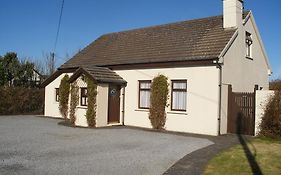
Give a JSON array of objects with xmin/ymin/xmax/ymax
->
[{"xmin": 107, "ymin": 122, "xmax": 122, "ymax": 127}]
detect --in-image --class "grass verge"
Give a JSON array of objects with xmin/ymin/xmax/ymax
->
[{"xmin": 203, "ymin": 137, "xmax": 281, "ymax": 175}]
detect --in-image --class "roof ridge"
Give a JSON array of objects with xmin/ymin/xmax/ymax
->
[
  {"xmin": 100, "ymin": 10, "xmax": 250, "ymax": 37},
  {"xmin": 101, "ymin": 15, "xmax": 223, "ymax": 37}
]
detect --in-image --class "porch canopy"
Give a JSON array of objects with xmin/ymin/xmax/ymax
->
[{"xmin": 68, "ymin": 66, "xmax": 127, "ymax": 85}]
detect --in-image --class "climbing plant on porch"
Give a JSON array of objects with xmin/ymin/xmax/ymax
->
[
  {"xmin": 59, "ymin": 74, "xmax": 70, "ymax": 120},
  {"xmin": 85, "ymin": 76, "xmax": 97, "ymax": 127},
  {"xmin": 149, "ymin": 74, "xmax": 169, "ymax": 129},
  {"xmin": 69, "ymin": 80, "xmax": 79, "ymax": 125}
]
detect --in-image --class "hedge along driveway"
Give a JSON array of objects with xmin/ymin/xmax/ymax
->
[{"xmin": 0, "ymin": 115, "xmax": 213, "ymax": 175}]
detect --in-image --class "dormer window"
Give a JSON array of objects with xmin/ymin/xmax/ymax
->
[{"xmin": 246, "ymin": 31, "xmax": 253, "ymax": 58}]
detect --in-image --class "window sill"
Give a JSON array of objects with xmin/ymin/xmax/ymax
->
[
  {"xmin": 135, "ymin": 109, "xmax": 149, "ymax": 112},
  {"xmin": 167, "ymin": 111, "xmax": 188, "ymax": 115},
  {"xmin": 134, "ymin": 109, "xmax": 188, "ymax": 115},
  {"xmin": 77, "ymin": 106, "xmax": 87, "ymax": 109},
  {"xmin": 246, "ymin": 56, "xmax": 253, "ymax": 60}
]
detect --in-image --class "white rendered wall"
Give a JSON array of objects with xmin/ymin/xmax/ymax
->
[
  {"xmin": 255, "ymin": 90, "xmax": 274, "ymax": 136},
  {"xmin": 44, "ymin": 73, "xmax": 73, "ymax": 118},
  {"xmin": 115, "ymin": 66, "xmax": 220, "ymax": 136},
  {"xmin": 75, "ymin": 107, "xmax": 87, "ymax": 127},
  {"xmin": 73, "ymin": 76, "xmax": 87, "ymax": 127},
  {"xmin": 222, "ymin": 15, "xmax": 269, "ymax": 93},
  {"xmin": 220, "ymin": 13, "xmax": 270, "ymax": 135},
  {"xmin": 96, "ymin": 84, "xmax": 109, "ymax": 127},
  {"xmin": 220, "ymin": 85, "xmax": 229, "ymax": 134},
  {"xmin": 44, "ymin": 73, "xmax": 110, "ymax": 127},
  {"xmin": 69, "ymin": 83, "xmax": 109, "ymax": 127}
]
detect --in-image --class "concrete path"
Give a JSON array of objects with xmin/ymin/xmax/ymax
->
[{"xmin": 0, "ymin": 115, "xmax": 213, "ymax": 175}]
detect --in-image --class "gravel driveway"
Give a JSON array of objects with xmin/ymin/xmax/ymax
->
[{"xmin": 0, "ymin": 115, "xmax": 213, "ymax": 175}]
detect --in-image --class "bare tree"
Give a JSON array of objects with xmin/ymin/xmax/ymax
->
[
  {"xmin": 33, "ymin": 58, "xmax": 47, "ymax": 76},
  {"xmin": 43, "ymin": 52, "xmax": 56, "ymax": 76}
]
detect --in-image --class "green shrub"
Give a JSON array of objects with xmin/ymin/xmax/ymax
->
[
  {"xmin": 59, "ymin": 74, "xmax": 70, "ymax": 120},
  {"xmin": 69, "ymin": 81, "xmax": 79, "ymax": 125},
  {"xmin": 259, "ymin": 81, "xmax": 281, "ymax": 139},
  {"xmin": 85, "ymin": 77, "xmax": 97, "ymax": 127},
  {"xmin": 149, "ymin": 74, "xmax": 169, "ymax": 129}
]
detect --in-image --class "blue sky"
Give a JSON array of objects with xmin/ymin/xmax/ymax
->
[{"xmin": 0, "ymin": 0, "xmax": 280, "ymax": 79}]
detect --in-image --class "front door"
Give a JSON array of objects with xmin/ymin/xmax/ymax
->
[{"xmin": 108, "ymin": 84, "xmax": 121, "ymax": 123}]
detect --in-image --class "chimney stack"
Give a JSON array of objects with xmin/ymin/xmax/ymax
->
[{"xmin": 223, "ymin": 0, "xmax": 244, "ymax": 29}]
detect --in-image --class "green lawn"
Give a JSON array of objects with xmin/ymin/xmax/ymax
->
[{"xmin": 204, "ymin": 137, "xmax": 281, "ymax": 175}]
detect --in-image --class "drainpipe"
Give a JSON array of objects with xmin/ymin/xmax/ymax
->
[
  {"xmin": 121, "ymin": 87, "xmax": 125, "ymax": 125},
  {"xmin": 215, "ymin": 61, "xmax": 223, "ymax": 136}
]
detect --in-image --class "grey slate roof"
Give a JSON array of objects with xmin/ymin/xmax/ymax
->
[
  {"xmin": 69, "ymin": 66, "xmax": 127, "ymax": 84},
  {"xmin": 60, "ymin": 12, "xmax": 250, "ymax": 69}
]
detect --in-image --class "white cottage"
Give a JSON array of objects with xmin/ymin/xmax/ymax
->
[{"xmin": 42, "ymin": 0, "xmax": 271, "ymax": 136}]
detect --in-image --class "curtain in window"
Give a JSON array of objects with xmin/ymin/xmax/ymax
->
[
  {"xmin": 172, "ymin": 91, "xmax": 186, "ymax": 110},
  {"xmin": 173, "ymin": 82, "xmax": 186, "ymax": 89},
  {"xmin": 140, "ymin": 90, "xmax": 150, "ymax": 108},
  {"xmin": 140, "ymin": 82, "xmax": 151, "ymax": 89}
]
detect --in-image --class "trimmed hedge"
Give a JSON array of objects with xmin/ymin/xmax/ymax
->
[
  {"xmin": 149, "ymin": 74, "xmax": 169, "ymax": 129},
  {"xmin": 85, "ymin": 77, "xmax": 97, "ymax": 127},
  {"xmin": 0, "ymin": 86, "xmax": 44, "ymax": 115}
]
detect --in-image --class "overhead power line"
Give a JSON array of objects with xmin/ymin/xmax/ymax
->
[{"xmin": 53, "ymin": 0, "xmax": 65, "ymax": 54}]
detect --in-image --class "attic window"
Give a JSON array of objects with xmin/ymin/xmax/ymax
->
[{"xmin": 246, "ymin": 31, "xmax": 253, "ymax": 58}]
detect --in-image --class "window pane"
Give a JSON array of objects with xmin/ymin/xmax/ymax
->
[
  {"xmin": 172, "ymin": 91, "xmax": 186, "ymax": 110},
  {"xmin": 173, "ymin": 82, "xmax": 186, "ymax": 89},
  {"xmin": 246, "ymin": 45, "xmax": 250, "ymax": 56},
  {"xmin": 81, "ymin": 88, "xmax": 88, "ymax": 97},
  {"xmin": 140, "ymin": 90, "xmax": 150, "ymax": 108},
  {"xmin": 81, "ymin": 89, "xmax": 84, "ymax": 96},
  {"xmin": 85, "ymin": 97, "xmax": 88, "ymax": 105},
  {"xmin": 81, "ymin": 97, "xmax": 88, "ymax": 106},
  {"xmin": 55, "ymin": 88, "xmax": 59, "ymax": 102},
  {"xmin": 81, "ymin": 88, "xmax": 88, "ymax": 106},
  {"xmin": 140, "ymin": 82, "xmax": 151, "ymax": 89}
]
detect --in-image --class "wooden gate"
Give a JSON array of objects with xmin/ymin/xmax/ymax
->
[{"xmin": 227, "ymin": 86, "xmax": 256, "ymax": 135}]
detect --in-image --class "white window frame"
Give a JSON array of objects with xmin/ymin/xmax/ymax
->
[{"xmin": 246, "ymin": 31, "xmax": 253, "ymax": 58}]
